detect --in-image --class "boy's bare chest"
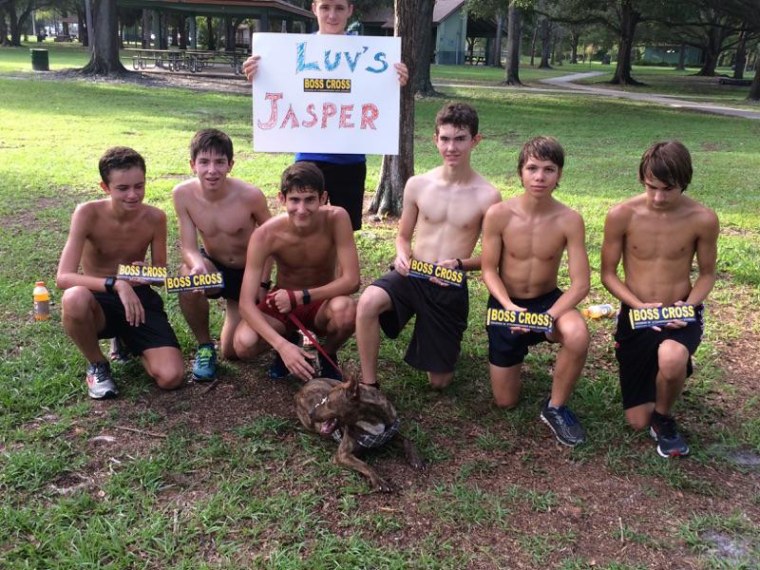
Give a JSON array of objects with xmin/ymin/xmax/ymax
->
[
  {"xmin": 627, "ymin": 218, "xmax": 695, "ymax": 260},
  {"xmin": 191, "ymin": 201, "xmax": 253, "ymax": 238},
  {"xmin": 503, "ymin": 216, "xmax": 564, "ymax": 260},
  {"xmin": 88, "ymin": 219, "xmax": 153, "ymax": 260},
  {"xmin": 275, "ymin": 234, "xmax": 334, "ymax": 268},
  {"xmin": 418, "ymin": 192, "xmax": 483, "ymax": 229}
]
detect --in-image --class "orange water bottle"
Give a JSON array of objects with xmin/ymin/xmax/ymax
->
[{"xmin": 33, "ymin": 281, "xmax": 50, "ymax": 321}]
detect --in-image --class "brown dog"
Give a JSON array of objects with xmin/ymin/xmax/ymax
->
[{"xmin": 295, "ymin": 376, "xmax": 425, "ymax": 492}]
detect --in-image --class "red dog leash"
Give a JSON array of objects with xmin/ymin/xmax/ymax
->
[{"xmin": 269, "ymin": 290, "xmax": 342, "ymax": 377}]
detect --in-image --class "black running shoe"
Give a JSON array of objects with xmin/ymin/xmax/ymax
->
[
  {"xmin": 318, "ymin": 352, "xmax": 343, "ymax": 381},
  {"xmin": 650, "ymin": 412, "xmax": 689, "ymax": 458},
  {"xmin": 540, "ymin": 398, "xmax": 586, "ymax": 447}
]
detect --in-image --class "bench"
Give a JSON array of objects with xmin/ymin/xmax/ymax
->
[{"xmin": 718, "ymin": 78, "xmax": 752, "ymax": 87}]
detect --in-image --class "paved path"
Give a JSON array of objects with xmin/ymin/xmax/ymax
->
[
  {"xmin": 436, "ymin": 71, "xmax": 760, "ymax": 121},
  {"xmin": 540, "ymin": 72, "xmax": 760, "ymax": 121}
]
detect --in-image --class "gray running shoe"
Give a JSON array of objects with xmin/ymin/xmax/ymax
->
[
  {"xmin": 540, "ymin": 398, "xmax": 586, "ymax": 447},
  {"xmin": 86, "ymin": 361, "xmax": 119, "ymax": 399}
]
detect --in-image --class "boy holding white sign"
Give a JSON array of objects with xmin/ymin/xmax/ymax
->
[
  {"xmin": 601, "ymin": 141, "xmax": 719, "ymax": 458},
  {"xmin": 242, "ymin": 0, "xmax": 408, "ymax": 231},
  {"xmin": 481, "ymin": 137, "xmax": 590, "ymax": 447},
  {"xmin": 356, "ymin": 103, "xmax": 500, "ymax": 390},
  {"xmin": 172, "ymin": 129, "xmax": 272, "ymax": 381},
  {"xmin": 56, "ymin": 147, "xmax": 184, "ymax": 399}
]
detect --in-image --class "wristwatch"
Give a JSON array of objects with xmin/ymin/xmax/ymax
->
[
  {"xmin": 105, "ymin": 276, "xmax": 116, "ymax": 294},
  {"xmin": 260, "ymin": 280, "xmax": 272, "ymax": 290},
  {"xmin": 302, "ymin": 289, "xmax": 311, "ymax": 305}
]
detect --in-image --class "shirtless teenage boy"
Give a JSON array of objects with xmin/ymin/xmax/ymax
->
[
  {"xmin": 172, "ymin": 129, "xmax": 272, "ymax": 381},
  {"xmin": 356, "ymin": 103, "xmax": 501, "ymax": 389},
  {"xmin": 235, "ymin": 162, "xmax": 359, "ymax": 381},
  {"xmin": 242, "ymin": 0, "xmax": 408, "ymax": 231},
  {"xmin": 601, "ymin": 141, "xmax": 719, "ymax": 458},
  {"xmin": 481, "ymin": 137, "xmax": 590, "ymax": 447},
  {"xmin": 56, "ymin": 147, "xmax": 184, "ymax": 399}
]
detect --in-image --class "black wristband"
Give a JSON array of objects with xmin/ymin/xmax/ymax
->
[
  {"xmin": 104, "ymin": 276, "xmax": 116, "ymax": 294},
  {"xmin": 302, "ymin": 289, "xmax": 311, "ymax": 305},
  {"xmin": 260, "ymin": 280, "xmax": 272, "ymax": 290},
  {"xmin": 456, "ymin": 258, "xmax": 464, "ymax": 270}
]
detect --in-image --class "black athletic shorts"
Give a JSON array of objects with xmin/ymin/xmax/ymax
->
[
  {"xmin": 305, "ymin": 160, "xmax": 367, "ymax": 231},
  {"xmin": 486, "ymin": 288, "xmax": 562, "ymax": 367},
  {"xmin": 200, "ymin": 248, "xmax": 244, "ymax": 302},
  {"xmin": 615, "ymin": 303, "xmax": 704, "ymax": 409},
  {"xmin": 94, "ymin": 285, "xmax": 180, "ymax": 355},
  {"xmin": 372, "ymin": 270, "xmax": 469, "ymax": 374}
]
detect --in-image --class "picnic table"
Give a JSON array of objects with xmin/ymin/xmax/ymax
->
[{"xmin": 126, "ymin": 49, "xmax": 248, "ymax": 75}]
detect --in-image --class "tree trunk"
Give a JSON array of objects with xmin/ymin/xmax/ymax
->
[
  {"xmin": 675, "ymin": 42, "xmax": 686, "ymax": 71},
  {"xmin": 7, "ymin": 1, "xmax": 21, "ymax": 46},
  {"xmin": 569, "ymin": 28, "xmax": 579, "ymax": 64},
  {"xmin": 141, "ymin": 10, "xmax": 150, "ymax": 48},
  {"xmin": 178, "ymin": 15, "xmax": 187, "ymax": 50},
  {"xmin": 206, "ymin": 16, "xmax": 215, "ymax": 50},
  {"xmin": 504, "ymin": 2, "xmax": 522, "ymax": 85},
  {"xmin": 733, "ymin": 31, "xmax": 747, "ymax": 80},
  {"xmin": 695, "ymin": 25, "xmax": 722, "ymax": 76},
  {"xmin": 492, "ymin": 11, "xmax": 504, "ymax": 68},
  {"xmin": 370, "ymin": 0, "xmax": 419, "ymax": 218},
  {"xmin": 529, "ymin": 22, "xmax": 537, "ymax": 66},
  {"xmin": 81, "ymin": 0, "xmax": 127, "ymax": 75},
  {"xmin": 538, "ymin": 18, "xmax": 552, "ymax": 69},
  {"xmin": 610, "ymin": 0, "xmax": 642, "ymax": 86},
  {"xmin": 412, "ymin": 0, "xmax": 437, "ymax": 96},
  {"xmin": 77, "ymin": 7, "xmax": 89, "ymax": 47},
  {"xmin": 0, "ymin": 7, "xmax": 9, "ymax": 46},
  {"xmin": 749, "ymin": 51, "xmax": 760, "ymax": 101}
]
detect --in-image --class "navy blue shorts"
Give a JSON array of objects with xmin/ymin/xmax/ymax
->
[
  {"xmin": 486, "ymin": 288, "xmax": 562, "ymax": 368},
  {"xmin": 615, "ymin": 303, "xmax": 703, "ymax": 409},
  {"xmin": 373, "ymin": 270, "xmax": 469, "ymax": 374},
  {"xmin": 201, "ymin": 249, "xmax": 244, "ymax": 302}
]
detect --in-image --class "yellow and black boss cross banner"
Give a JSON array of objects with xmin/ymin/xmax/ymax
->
[
  {"xmin": 302, "ymin": 77, "xmax": 352, "ymax": 93},
  {"xmin": 165, "ymin": 273, "xmax": 224, "ymax": 294},
  {"xmin": 408, "ymin": 258, "xmax": 465, "ymax": 288},
  {"xmin": 117, "ymin": 264, "xmax": 168, "ymax": 283},
  {"xmin": 629, "ymin": 305, "xmax": 697, "ymax": 329},
  {"xmin": 486, "ymin": 307, "xmax": 554, "ymax": 333}
]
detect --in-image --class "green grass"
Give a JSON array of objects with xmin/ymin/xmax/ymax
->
[{"xmin": 1, "ymin": 50, "xmax": 760, "ymax": 568}]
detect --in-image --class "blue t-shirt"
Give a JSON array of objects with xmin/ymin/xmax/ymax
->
[{"xmin": 295, "ymin": 152, "xmax": 366, "ymax": 165}]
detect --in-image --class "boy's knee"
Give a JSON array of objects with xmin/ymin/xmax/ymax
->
[
  {"xmin": 428, "ymin": 371, "xmax": 453, "ymax": 390},
  {"xmin": 153, "ymin": 365, "xmax": 184, "ymax": 390},
  {"xmin": 561, "ymin": 319, "xmax": 590, "ymax": 354},
  {"xmin": 156, "ymin": 372, "xmax": 183, "ymax": 390},
  {"xmin": 494, "ymin": 393, "xmax": 520, "ymax": 409},
  {"xmin": 329, "ymin": 297, "xmax": 357, "ymax": 330},
  {"xmin": 232, "ymin": 329, "xmax": 261, "ymax": 361},
  {"xmin": 357, "ymin": 288, "xmax": 387, "ymax": 320},
  {"xmin": 658, "ymin": 342, "xmax": 689, "ymax": 378},
  {"xmin": 61, "ymin": 286, "xmax": 93, "ymax": 316}
]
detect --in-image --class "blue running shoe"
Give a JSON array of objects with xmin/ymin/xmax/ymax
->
[
  {"xmin": 192, "ymin": 343, "xmax": 217, "ymax": 382},
  {"xmin": 540, "ymin": 398, "xmax": 586, "ymax": 447},
  {"xmin": 650, "ymin": 412, "xmax": 689, "ymax": 458},
  {"xmin": 268, "ymin": 352, "xmax": 289, "ymax": 380}
]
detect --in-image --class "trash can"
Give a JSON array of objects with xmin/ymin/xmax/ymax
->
[{"xmin": 31, "ymin": 49, "xmax": 49, "ymax": 71}]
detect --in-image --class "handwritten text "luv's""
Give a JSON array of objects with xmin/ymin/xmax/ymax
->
[{"xmin": 295, "ymin": 42, "xmax": 389, "ymax": 74}]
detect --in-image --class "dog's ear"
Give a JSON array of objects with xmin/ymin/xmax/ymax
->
[{"xmin": 341, "ymin": 365, "xmax": 361, "ymax": 400}]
